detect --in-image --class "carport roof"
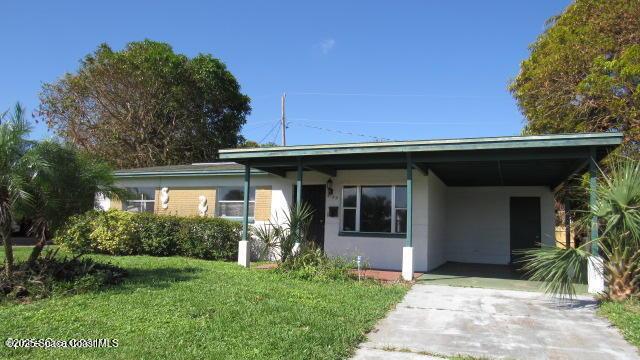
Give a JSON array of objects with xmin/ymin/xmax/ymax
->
[{"xmin": 218, "ymin": 132, "xmax": 623, "ymax": 188}]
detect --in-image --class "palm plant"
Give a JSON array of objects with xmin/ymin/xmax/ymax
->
[
  {"xmin": 0, "ymin": 103, "xmax": 39, "ymax": 278},
  {"xmin": 19, "ymin": 141, "xmax": 126, "ymax": 267},
  {"xmin": 252, "ymin": 202, "xmax": 314, "ymax": 262},
  {"xmin": 520, "ymin": 157, "xmax": 640, "ymax": 300}
]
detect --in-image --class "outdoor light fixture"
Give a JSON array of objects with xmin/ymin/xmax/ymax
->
[{"xmin": 327, "ymin": 178, "xmax": 334, "ymax": 195}]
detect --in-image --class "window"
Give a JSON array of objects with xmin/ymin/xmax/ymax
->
[
  {"xmin": 217, "ymin": 187, "xmax": 255, "ymax": 219},
  {"xmin": 341, "ymin": 185, "xmax": 407, "ymax": 234},
  {"xmin": 124, "ymin": 187, "xmax": 155, "ymax": 213}
]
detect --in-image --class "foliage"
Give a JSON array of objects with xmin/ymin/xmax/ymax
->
[
  {"xmin": 0, "ymin": 249, "xmax": 126, "ymax": 304},
  {"xmin": 134, "ymin": 212, "xmax": 181, "ymax": 256},
  {"xmin": 18, "ymin": 141, "xmax": 125, "ymax": 265},
  {"xmin": 509, "ymin": 0, "xmax": 640, "ymax": 153},
  {"xmin": 39, "ymin": 40, "xmax": 251, "ymax": 168},
  {"xmin": 56, "ymin": 210, "xmax": 242, "ymax": 261},
  {"xmin": 252, "ymin": 203, "xmax": 315, "ymax": 262},
  {"xmin": 176, "ymin": 216, "xmax": 240, "ymax": 261},
  {"xmin": 277, "ymin": 247, "xmax": 356, "ymax": 281},
  {"xmin": 0, "ymin": 103, "xmax": 42, "ymax": 278},
  {"xmin": 0, "ymin": 247, "xmax": 408, "ymax": 359},
  {"xmin": 520, "ymin": 157, "xmax": 640, "ymax": 300},
  {"xmin": 599, "ymin": 299, "xmax": 640, "ymax": 349},
  {"xmin": 518, "ymin": 246, "xmax": 589, "ymax": 299}
]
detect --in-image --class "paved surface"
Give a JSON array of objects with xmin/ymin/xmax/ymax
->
[
  {"xmin": 419, "ymin": 262, "xmax": 588, "ymax": 294},
  {"xmin": 353, "ymin": 284, "xmax": 639, "ymax": 360}
]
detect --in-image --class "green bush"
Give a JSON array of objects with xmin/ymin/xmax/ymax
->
[
  {"xmin": 55, "ymin": 210, "xmax": 242, "ymax": 260},
  {"xmin": 135, "ymin": 213, "xmax": 181, "ymax": 256},
  {"xmin": 177, "ymin": 217, "xmax": 240, "ymax": 261},
  {"xmin": 277, "ymin": 247, "xmax": 356, "ymax": 281},
  {"xmin": 90, "ymin": 210, "xmax": 140, "ymax": 255}
]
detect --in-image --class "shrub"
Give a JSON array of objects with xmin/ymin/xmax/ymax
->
[
  {"xmin": 90, "ymin": 210, "xmax": 140, "ymax": 255},
  {"xmin": 177, "ymin": 217, "xmax": 241, "ymax": 261},
  {"xmin": 277, "ymin": 247, "xmax": 356, "ymax": 281},
  {"xmin": 55, "ymin": 210, "xmax": 242, "ymax": 261},
  {"xmin": 135, "ymin": 213, "xmax": 181, "ymax": 256},
  {"xmin": 0, "ymin": 249, "xmax": 127, "ymax": 303}
]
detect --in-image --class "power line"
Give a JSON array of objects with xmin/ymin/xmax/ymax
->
[
  {"xmin": 289, "ymin": 121, "xmax": 391, "ymax": 142},
  {"xmin": 289, "ymin": 117, "xmax": 494, "ymax": 125},
  {"xmin": 287, "ymin": 91, "xmax": 505, "ymax": 99},
  {"xmin": 258, "ymin": 119, "xmax": 281, "ymax": 144}
]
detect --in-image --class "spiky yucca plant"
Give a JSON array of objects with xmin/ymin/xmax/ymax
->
[{"xmin": 520, "ymin": 157, "xmax": 640, "ymax": 300}]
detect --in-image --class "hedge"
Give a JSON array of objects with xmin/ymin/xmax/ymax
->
[{"xmin": 55, "ymin": 210, "xmax": 242, "ymax": 261}]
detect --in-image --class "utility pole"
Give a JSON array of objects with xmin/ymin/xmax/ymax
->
[{"xmin": 281, "ymin": 93, "xmax": 287, "ymax": 146}]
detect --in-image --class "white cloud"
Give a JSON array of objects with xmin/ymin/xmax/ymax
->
[{"xmin": 317, "ymin": 38, "xmax": 336, "ymax": 55}]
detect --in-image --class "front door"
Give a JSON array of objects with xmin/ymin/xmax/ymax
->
[
  {"xmin": 293, "ymin": 185, "xmax": 326, "ymax": 249},
  {"xmin": 510, "ymin": 197, "xmax": 541, "ymax": 263}
]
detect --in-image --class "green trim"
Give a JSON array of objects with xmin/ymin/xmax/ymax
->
[
  {"xmin": 219, "ymin": 133, "xmax": 623, "ymax": 160},
  {"xmin": 114, "ymin": 170, "xmax": 266, "ymax": 178},
  {"xmin": 589, "ymin": 147, "xmax": 599, "ymax": 255},
  {"xmin": 406, "ymin": 153, "xmax": 413, "ymax": 247},
  {"xmin": 242, "ymin": 165, "xmax": 250, "ymax": 242},
  {"xmin": 338, "ymin": 231, "xmax": 406, "ymax": 239}
]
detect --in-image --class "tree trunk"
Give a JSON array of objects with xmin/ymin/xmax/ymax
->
[
  {"xmin": 1, "ymin": 230, "xmax": 14, "ymax": 278},
  {"xmin": 26, "ymin": 223, "xmax": 48, "ymax": 268}
]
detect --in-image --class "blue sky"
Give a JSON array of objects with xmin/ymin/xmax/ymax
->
[{"xmin": 1, "ymin": 1, "xmax": 570, "ymax": 145}]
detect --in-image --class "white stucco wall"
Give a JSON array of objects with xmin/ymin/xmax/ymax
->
[
  {"xmin": 426, "ymin": 170, "xmax": 447, "ymax": 271},
  {"xmin": 444, "ymin": 186, "xmax": 555, "ymax": 265},
  {"xmin": 323, "ymin": 169, "xmax": 428, "ymax": 271}
]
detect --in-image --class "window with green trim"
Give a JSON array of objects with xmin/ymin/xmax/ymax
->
[{"xmin": 341, "ymin": 185, "xmax": 406, "ymax": 234}]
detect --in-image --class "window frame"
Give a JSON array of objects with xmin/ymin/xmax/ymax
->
[
  {"xmin": 339, "ymin": 184, "xmax": 407, "ymax": 237},
  {"xmin": 123, "ymin": 187, "xmax": 156, "ymax": 213},
  {"xmin": 216, "ymin": 186, "xmax": 256, "ymax": 221}
]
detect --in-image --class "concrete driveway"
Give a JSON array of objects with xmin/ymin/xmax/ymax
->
[{"xmin": 353, "ymin": 284, "xmax": 639, "ymax": 360}]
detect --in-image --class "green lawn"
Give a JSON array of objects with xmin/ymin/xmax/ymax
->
[
  {"xmin": 1, "ymin": 247, "xmax": 407, "ymax": 359},
  {"xmin": 599, "ymin": 299, "xmax": 640, "ymax": 349}
]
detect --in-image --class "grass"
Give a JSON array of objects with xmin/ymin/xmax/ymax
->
[
  {"xmin": 0, "ymin": 247, "xmax": 408, "ymax": 359},
  {"xmin": 599, "ymin": 299, "xmax": 640, "ymax": 349}
]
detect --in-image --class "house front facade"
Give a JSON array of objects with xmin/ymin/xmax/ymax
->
[{"xmin": 104, "ymin": 133, "xmax": 622, "ymax": 286}]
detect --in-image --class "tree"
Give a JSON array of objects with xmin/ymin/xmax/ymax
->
[
  {"xmin": 39, "ymin": 40, "xmax": 251, "ymax": 169},
  {"xmin": 20, "ymin": 141, "xmax": 125, "ymax": 266},
  {"xmin": 510, "ymin": 0, "xmax": 640, "ymax": 153},
  {"xmin": 0, "ymin": 104, "xmax": 40, "ymax": 278},
  {"xmin": 521, "ymin": 157, "xmax": 640, "ymax": 300}
]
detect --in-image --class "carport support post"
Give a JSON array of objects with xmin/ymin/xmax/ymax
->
[
  {"xmin": 587, "ymin": 148, "xmax": 604, "ymax": 294},
  {"xmin": 402, "ymin": 153, "xmax": 414, "ymax": 281},
  {"xmin": 238, "ymin": 164, "xmax": 251, "ymax": 267},
  {"xmin": 292, "ymin": 157, "xmax": 303, "ymax": 254}
]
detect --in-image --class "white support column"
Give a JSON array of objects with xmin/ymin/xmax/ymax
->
[
  {"xmin": 587, "ymin": 148, "xmax": 604, "ymax": 294},
  {"xmin": 402, "ymin": 247, "xmax": 414, "ymax": 281},
  {"xmin": 238, "ymin": 240, "xmax": 250, "ymax": 267}
]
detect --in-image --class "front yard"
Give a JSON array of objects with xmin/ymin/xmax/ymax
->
[{"xmin": 0, "ymin": 247, "xmax": 407, "ymax": 359}]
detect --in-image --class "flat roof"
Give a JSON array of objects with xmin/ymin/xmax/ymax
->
[
  {"xmin": 218, "ymin": 132, "xmax": 623, "ymax": 188},
  {"xmin": 219, "ymin": 133, "xmax": 623, "ymax": 159}
]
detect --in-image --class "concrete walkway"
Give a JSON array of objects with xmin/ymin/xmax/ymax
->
[{"xmin": 352, "ymin": 284, "xmax": 639, "ymax": 360}]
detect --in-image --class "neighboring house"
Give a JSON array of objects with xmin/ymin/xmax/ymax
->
[{"xmin": 105, "ymin": 133, "xmax": 622, "ymax": 288}]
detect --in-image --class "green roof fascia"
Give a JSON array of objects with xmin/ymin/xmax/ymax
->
[
  {"xmin": 218, "ymin": 133, "xmax": 623, "ymax": 160},
  {"xmin": 114, "ymin": 169, "xmax": 266, "ymax": 178}
]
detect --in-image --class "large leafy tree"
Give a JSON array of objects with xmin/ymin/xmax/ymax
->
[
  {"xmin": 39, "ymin": 40, "xmax": 251, "ymax": 168},
  {"xmin": 510, "ymin": 0, "xmax": 640, "ymax": 152}
]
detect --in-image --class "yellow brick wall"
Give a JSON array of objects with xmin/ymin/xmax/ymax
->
[
  {"xmin": 255, "ymin": 186, "xmax": 272, "ymax": 221},
  {"xmin": 154, "ymin": 188, "xmax": 217, "ymax": 217}
]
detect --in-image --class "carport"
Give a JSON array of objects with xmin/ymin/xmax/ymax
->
[{"xmin": 218, "ymin": 133, "xmax": 622, "ymax": 285}]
